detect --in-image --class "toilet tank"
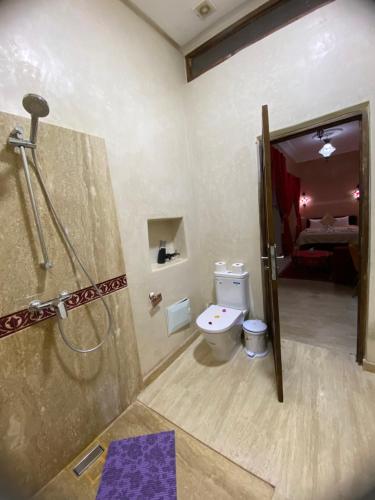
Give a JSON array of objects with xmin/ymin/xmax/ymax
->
[{"xmin": 215, "ymin": 271, "xmax": 249, "ymax": 312}]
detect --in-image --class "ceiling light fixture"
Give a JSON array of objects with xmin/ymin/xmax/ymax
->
[
  {"xmin": 194, "ymin": 1, "xmax": 216, "ymax": 19},
  {"xmin": 319, "ymin": 140, "xmax": 336, "ymax": 158},
  {"xmin": 315, "ymin": 127, "xmax": 337, "ymax": 158}
]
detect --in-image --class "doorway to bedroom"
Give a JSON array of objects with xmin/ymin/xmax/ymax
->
[{"xmin": 264, "ymin": 106, "xmax": 369, "ymax": 363}]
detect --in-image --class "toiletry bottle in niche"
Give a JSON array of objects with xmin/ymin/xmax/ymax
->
[{"xmin": 157, "ymin": 240, "xmax": 167, "ymax": 264}]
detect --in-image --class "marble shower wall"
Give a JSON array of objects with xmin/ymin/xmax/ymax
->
[
  {"xmin": 0, "ymin": 111, "xmax": 142, "ymax": 495},
  {"xmin": 0, "ymin": 112, "xmax": 126, "ymax": 314}
]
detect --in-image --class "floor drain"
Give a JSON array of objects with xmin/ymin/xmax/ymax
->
[{"xmin": 73, "ymin": 444, "xmax": 104, "ymax": 477}]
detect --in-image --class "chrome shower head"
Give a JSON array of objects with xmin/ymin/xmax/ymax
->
[
  {"xmin": 22, "ymin": 93, "xmax": 49, "ymax": 144},
  {"xmin": 23, "ymin": 94, "xmax": 49, "ymax": 118}
]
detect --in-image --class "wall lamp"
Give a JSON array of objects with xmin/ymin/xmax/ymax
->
[
  {"xmin": 353, "ymin": 185, "xmax": 360, "ymax": 201},
  {"xmin": 300, "ymin": 192, "xmax": 310, "ymax": 208}
]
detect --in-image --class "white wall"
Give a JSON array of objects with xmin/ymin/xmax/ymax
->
[
  {"xmin": 0, "ymin": 0, "xmax": 202, "ymax": 377},
  {"xmin": 185, "ymin": 0, "xmax": 375, "ymax": 360}
]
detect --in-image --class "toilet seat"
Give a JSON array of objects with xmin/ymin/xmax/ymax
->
[{"xmin": 196, "ymin": 305, "xmax": 243, "ymax": 334}]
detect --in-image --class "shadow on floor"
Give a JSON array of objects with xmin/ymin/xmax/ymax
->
[{"xmin": 193, "ymin": 339, "xmax": 229, "ymax": 367}]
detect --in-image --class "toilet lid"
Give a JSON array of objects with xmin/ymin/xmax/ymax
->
[{"xmin": 196, "ymin": 305, "xmax": 243, "ymax": 334}]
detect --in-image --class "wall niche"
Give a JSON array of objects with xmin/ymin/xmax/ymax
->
[{"xmin": 147, "ymin": 217, "xmax": 187, "ymax": 271}]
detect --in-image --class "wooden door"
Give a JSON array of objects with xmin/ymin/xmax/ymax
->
[{"xmin": 260, "ymin": 104, "xmax": 284, "ymax": 402}]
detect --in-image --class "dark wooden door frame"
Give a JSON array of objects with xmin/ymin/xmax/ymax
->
[
  {"xmin": 258, "ymin": 102, "xmax": 370, "ymax": 364},
  {"xmin": 261, "ymin": 105, "xmax": 284, "ymax": 402}
]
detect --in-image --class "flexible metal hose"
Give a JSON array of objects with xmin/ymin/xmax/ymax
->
[{"xmin": 31, "ymin": 149, "xmax": 114, "ymax": 353}]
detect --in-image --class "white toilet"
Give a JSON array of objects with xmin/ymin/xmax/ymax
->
[{"xmin": 196, "ymin": 265, "xmax": 249, "ymax": 361}]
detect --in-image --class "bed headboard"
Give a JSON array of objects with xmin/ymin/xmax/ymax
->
[{"xmin": 306, "ymin": 215, "xmax": 358, "ymax": 228}]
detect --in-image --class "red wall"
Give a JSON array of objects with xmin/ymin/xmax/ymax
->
[{"xmin": 286, "ymin": 151, "xmax": 359, "ymax": 221}]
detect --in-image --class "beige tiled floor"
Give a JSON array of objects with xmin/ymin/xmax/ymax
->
[
  {"xmin": 35, "ymin": 402, "xmax": 273, "ymax": 500},
  {"xmin": 35, "ymin": 280, "xmax": 370, "ymax": 500},
  {"xmin": 139, "ymin": 337, "xmax": 375, "ymax": 500},
  {"xmin": 278, "ymin": 278, "xmax": 357, "ymax": 356}
]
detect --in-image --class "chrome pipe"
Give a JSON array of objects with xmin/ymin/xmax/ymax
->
[
  {"xmin": 30, "ymin": 115, "xmax": 39, "ymax": 144},
  {"xmin": 19, "ymin": 145, "xmax": 53, "ymax": 269}
]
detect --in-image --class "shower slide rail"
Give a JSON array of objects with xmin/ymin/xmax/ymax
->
[{"xmin": 8, "ymin": 126, "xmax": 53, "ymax": 269}]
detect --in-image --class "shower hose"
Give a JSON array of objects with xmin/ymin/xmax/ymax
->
[{"xmin": 30, "ymin": 149, "xmax": 114, "ymax": 353}]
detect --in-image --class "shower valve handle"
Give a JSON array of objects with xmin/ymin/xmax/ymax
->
[
  {"xmin": 29, "ymin": 291, "xmax": 72, "ymax": 320},
  {"xmin": 56, "ymin": 300, "xmax": 68, "ymax": 320}
]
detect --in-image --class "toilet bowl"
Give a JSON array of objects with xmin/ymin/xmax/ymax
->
[
  {"xmin": 196, "ymin": 305, "xmax": 244, "ymax": 361},
  {"xmin": 196, "ymin": 264, "xmax": 250, "ymax": 362}
]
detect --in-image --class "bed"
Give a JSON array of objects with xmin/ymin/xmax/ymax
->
[{"xmin": 296, "ymin": 215, "xmax": 359, "ymax": 248}]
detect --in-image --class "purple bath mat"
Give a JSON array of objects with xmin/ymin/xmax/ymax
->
[{"xmin": 96, "ymin": 431, "xmax": 177, "ymax": 500}]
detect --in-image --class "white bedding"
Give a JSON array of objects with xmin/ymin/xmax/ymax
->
[{"xmin": 297, "ymin": 225, "xmax": 359, "ymax": 246}]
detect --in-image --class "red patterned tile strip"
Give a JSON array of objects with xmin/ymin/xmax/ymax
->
[{"xmin": 0, "ymin": 274, "xmax": 127, "ymax": 340}]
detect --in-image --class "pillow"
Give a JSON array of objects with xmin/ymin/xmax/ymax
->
[
  {"xmin": 309, "ymin": 218, "xmax": 323, "ymax": 229},
  {"xmin": 321, "ymin": 213, "xmax": 336, "ymax": 227},
  {"xmin": 334, "ymin": 216, "xmax": 349, "ymax": 227}
]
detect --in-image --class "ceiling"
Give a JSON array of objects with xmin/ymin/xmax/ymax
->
[
  {"xmin": 127, "ymin": 0, "xmax": 266, "ymax": 51},
  {"xmin": 277, "ymin": 120, "xmax": 361, "ymax": 163}
]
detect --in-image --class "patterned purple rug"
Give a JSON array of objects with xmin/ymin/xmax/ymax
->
[{"xmin": 96, "ymin": 431, "xmax": 177, "ymax": 500}]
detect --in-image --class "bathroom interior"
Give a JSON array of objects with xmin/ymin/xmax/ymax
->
[{"xmin": 1, "ymin": 1, "xmax": 375, "ymax": 499}]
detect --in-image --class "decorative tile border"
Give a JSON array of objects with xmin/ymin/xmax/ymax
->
[{"xmin": 0, "ymin": 274, "xmax": 127, "ymax": 340}]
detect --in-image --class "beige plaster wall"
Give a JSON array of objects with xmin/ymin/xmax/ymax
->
[
  {"xmin": 0, "ymin": 113, "xmax": 142, "ymax": 495},
  {"xmin": 0, "ymin": 0, "xmax": 203, "ymax": 378},
  {"xmin": 185, "ymin": 0, "xmax": 375, "ymax": 360}
]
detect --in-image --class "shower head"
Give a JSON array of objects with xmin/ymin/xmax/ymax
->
[
  {"xmin": 22, "ymin": 94, "xmax": 49, "ymax": 144},
  {"xmin": 23, "ymin": 93, "xmax": 49, "ymax": 117}
]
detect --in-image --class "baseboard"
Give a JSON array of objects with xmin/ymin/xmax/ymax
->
[
  {"xmin": 362, "ymin": 358, "xmax": 375, "ymax": 373},
  {"xmin": 143, "ymin": 330, "xmax": 201, "ymax": 388}
]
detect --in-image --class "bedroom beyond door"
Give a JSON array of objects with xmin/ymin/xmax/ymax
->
[{"xmin": 260, "ymin": 104, "xmax": 369, "ymax": 368}]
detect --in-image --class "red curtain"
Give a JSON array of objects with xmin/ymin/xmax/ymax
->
[
  {"xmin": 291, "ymin": 176, "xmax": 302, "ymax": 238},
  {"xmin": 271, "ymin": 147, "xmax": 298, "ymax": 255}
]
